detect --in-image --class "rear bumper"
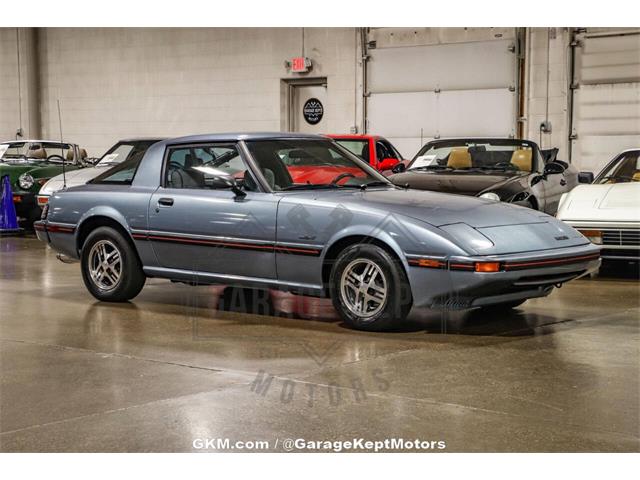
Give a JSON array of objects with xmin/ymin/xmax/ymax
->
[
  {"xmin": 407, "ymin": 243, "xmax": 601, "ymax": 309},
  {"xmin": 34, "ymin": 220, "xmax": 78, "ymax": 258}
]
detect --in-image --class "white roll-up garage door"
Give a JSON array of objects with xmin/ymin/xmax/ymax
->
[
  {"xmin": 365, "ymin": 28, "xmax": 518, "ymax": 158},
  {"xmin": 571, "ymin": 29, "xmax": 640, "ymax": 173}
]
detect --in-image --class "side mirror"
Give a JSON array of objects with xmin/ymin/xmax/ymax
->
[
  {"xmin": 543, "ymin": 162, "xmax": 565, "ymax": 176},
  {"xmin": 378, "ymin": 158, "xmax": 399, "ymax": 171},
  {"xmin": 391, "ymin": 162, "xmax": 406, "ymax": 174},
  {"xmin": 578, "ymin": 171, "xmax": 594, "ymax": 184},
  {"xmin": 209, "ymin": 174, "xmax": 246, "ymax": 198}
]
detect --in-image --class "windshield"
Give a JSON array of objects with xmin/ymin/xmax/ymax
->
[
  {"xmin": 595, "ymin": 151, "xmax": 640, "ymax": 184},
  {"xmin": 245, "ymin": 139, "xmax": 389, "ymax": 191},
  {"xmin": 0, "ymin": 142, "xmax": 28, "ymax": 160},
  {"xmin": 332, "ymin": 139, "xmax": 370, "ymax": 163},
  {"xmin": 409, "ymin": 141, "xmax": 537, "ymax": 173},
  {"xmin": 0, "ymin": 142, "xmax": 75, "ymax": 163}
]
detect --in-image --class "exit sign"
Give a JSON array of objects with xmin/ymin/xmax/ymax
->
[{"xmin": 291, "ymin": 56, "xmax": 311, "ymax": 73}]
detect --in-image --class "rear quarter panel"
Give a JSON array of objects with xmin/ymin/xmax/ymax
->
[{"xmin": 47, "ymin": 184, "xmax": 156, "ymax": 263}]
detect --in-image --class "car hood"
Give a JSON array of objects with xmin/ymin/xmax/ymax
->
[
  {"xmin": 389, "ymin": 170, "xmax": 524, "ymax": 196},
  {"xmin": 0, "ymin": 162, "xmax": 68, "ymax": 185},
  {"xmin": 39, "ymin": 165, "xmax": 106, "ymax": 195},
  {"xmin": 557, "ymin": 183, "xmax": 640, "ymax": 222},
  {"xmin": 282, "ymin": 187, "xmax": 587, "ymax": 255}
]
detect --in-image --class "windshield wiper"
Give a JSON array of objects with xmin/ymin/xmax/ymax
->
[
  {"xmin": 281, "ymin": 184, "xmax": 341, "ymax": 191},
  {"xmin": 407, "ymin": 165, "xmax": 452, "ymax": 171},
  {"xmin": 357, "ymin": 181, "xmax": 391, "ymax": 190}
]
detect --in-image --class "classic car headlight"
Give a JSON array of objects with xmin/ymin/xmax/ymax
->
[
  {"xmin": 18, "ymin": 173, "xmax": 34, "ymax": 190},
  {"xmin": 479, "ymin": 192, "xmax": 501, "ymax": 202}
]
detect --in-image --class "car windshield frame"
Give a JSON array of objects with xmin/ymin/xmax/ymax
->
[
  {"xmin": 243, "ymin": 138, "xmax": 392, "ymax": 192},
  {"xmin": 408, "ymin": 139, "xmax": 541, "ymax": 173},
  {"xmin": 594, "ymin": 150, "xmax": 640, "ymax": 184}
]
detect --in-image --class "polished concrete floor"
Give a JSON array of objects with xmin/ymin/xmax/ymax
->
[{"xmin": 0, "ymin": 236, "xmax": 638, "ymax": 452}]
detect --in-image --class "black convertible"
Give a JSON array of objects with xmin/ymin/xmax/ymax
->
[{"xmin": 389, "ymin": 138, "xmax": 591, "ymax": 214}]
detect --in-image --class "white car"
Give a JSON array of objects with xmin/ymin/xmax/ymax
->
[
  {"xmin": 557, "ymin": 149, "xmax": 640, "ymax": 264},
  {"xmin": 37, "ymin": 138, "xmax": 163, "ymax": 205}
]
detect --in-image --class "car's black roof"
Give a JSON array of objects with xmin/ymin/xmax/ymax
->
[
  {"xmin": 161, "ymin": 132, "xmax": 327, "ymax": 146},
  {"xmin": 118, "ymin": 137, "xmax": 167, "ymax": 142}
]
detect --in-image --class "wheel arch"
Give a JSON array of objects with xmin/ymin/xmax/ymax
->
[
  {"xmin": 75, "ymin": 212, "xmax": 138, "ymax": 259},
  {"xmin": 321, "ymin": 234, "xmax": 408, "ymax": 295}
]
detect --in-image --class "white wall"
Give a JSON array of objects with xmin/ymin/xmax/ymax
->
[
  {"xmin": 37, "ymin": 28, "xmax": 360, "ymax": 157},
  {"xmin": 525, "ymin": 27, "xmax": 572, "ymax": 159},
  {"xmin": 0, "ymin": 28, "xmax": 40, "ymax": 142},
  {"xmin": 1, "ymin": 27, "xmax": 636, "ymax": 171},
  {"xmin": 0, "ymin": 29, "xmax": 20, "ymax": 141}
]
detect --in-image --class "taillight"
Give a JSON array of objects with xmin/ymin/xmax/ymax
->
[
  {"xmin": 475, "ymin": 262, "xmax": 501, "ymax": 273},
  {"xmin": 37, "ymin": 196, "xmax": 49, "ymax": 206}
]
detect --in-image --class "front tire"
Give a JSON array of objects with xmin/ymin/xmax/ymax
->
[
  {"xmin": 329, "ymin": 243, "xmax": 412, "ymax": 331},
  {"xmin": 81, "ymin": 226, "xmax": 145, "ymax": 302}
]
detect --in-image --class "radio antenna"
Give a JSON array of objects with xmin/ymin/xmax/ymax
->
[{"xmin": 57, "ymin": 99, "xmax": 66, "ymax": 189}]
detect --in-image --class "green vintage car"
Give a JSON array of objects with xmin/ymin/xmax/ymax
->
[{"xmin": 0, "ymin": 140, "xmax": 90, "ymax": 227}]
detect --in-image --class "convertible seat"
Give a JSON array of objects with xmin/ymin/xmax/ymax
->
[
  {"xmin": 66, "ymin": 148, "xmax": 88, "ymax": 161},
  {"xmin": 28, "ymin": 148, "xmax": 47, "ymax": 159},
  {"xmin": 447, "ymin": 148, "xmax": 471, "ymax": 169},
  {"xmin": 511, "ymin": 149, "xmax": 532, "ymax": 171},
  {"xmin": 632, "ymin": 171, "xmax": 640, "ymax": 181}
]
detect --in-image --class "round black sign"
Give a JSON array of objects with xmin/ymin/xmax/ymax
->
[{"xmin": 302, "ymin": 98, "xmax": 324, "ymax": 125}]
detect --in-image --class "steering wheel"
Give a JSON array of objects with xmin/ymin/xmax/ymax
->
[
  {"xmin": 331, "ymin": 172, "xmax": 356, "ymax": 185},
  {"xmin": 47, "ymin": 154, "xmax": 66, "ymax": 163}
]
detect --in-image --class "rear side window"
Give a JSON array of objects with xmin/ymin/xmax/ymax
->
[{"xmin": 91, "ymin": 155, "xmax": 144, "ymax": 184}]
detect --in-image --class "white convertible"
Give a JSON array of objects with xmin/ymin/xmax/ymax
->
[
  {"xmin": 37, "ymin": 138, "xmax": 163, "ymax": 205},
  {"xmin": 557, "ymin": 149, "xmax": 640, "ymax": 264}
]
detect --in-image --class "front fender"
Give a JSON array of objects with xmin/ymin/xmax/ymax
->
[{"xmin": 321, "ymin": 214, "xmax": 469, "ymax": 267}]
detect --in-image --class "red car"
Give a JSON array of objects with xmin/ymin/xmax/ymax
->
[{"xmin": 327, "ymin": 134, "xmax": 403, "ymax": 172}]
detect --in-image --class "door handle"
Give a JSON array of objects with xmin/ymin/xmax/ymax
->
[{"xmin": 158, "ymin": 197, "xmax": 174, "ymax": 206}]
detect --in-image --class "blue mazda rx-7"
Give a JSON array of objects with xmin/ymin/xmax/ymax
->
[{"xmin": 35, "ymin": 133, "xmax": 600, "ymax": 331}]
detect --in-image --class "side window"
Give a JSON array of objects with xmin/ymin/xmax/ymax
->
[
  {"xmin": 376, "ymin": 141, "xmax": 393, "ymax": 160},
  {"xmin": 164, "ymin": 143, "xmax": 258, "ymax": 191},
  {"xmin": 384, "ymin": 141, "xmax": 402, "ymax": 160}
]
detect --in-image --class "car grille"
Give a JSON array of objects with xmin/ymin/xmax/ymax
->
[{"xmin": 601, "ymin": 229, "xmax": 640, "ymax": 247}]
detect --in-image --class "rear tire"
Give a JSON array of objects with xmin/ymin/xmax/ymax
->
[
  {"xmin": 81, "ymin": 226, "xmax": 145, "ymax": 302},
  {"xmin": 329, "ymin": 243, "xmax": 412, "ymax": 331}
]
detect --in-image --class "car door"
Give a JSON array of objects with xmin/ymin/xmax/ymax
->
[
  {"xmin": 375, "ymin": 139, "xmax": 401, "ymax": 171},
  {"xmin": 541, "ymin": 161, "xmax": 569, "ymax": 214},
  {"xmin": 148, "ymin": 142, "xmax": 278, "ymax": 279}
]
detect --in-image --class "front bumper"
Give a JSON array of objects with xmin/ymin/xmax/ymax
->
[
  {"xmin": 562, "ymin": 222, "xmax": 639, "ymax": 261},
  {"xmin": 12, "ymin": 192, "xmax": 40, "ymax": 220},
  {"xmin": 406, "ymin": 243, "xmax": 601, "ymax": 309}
]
